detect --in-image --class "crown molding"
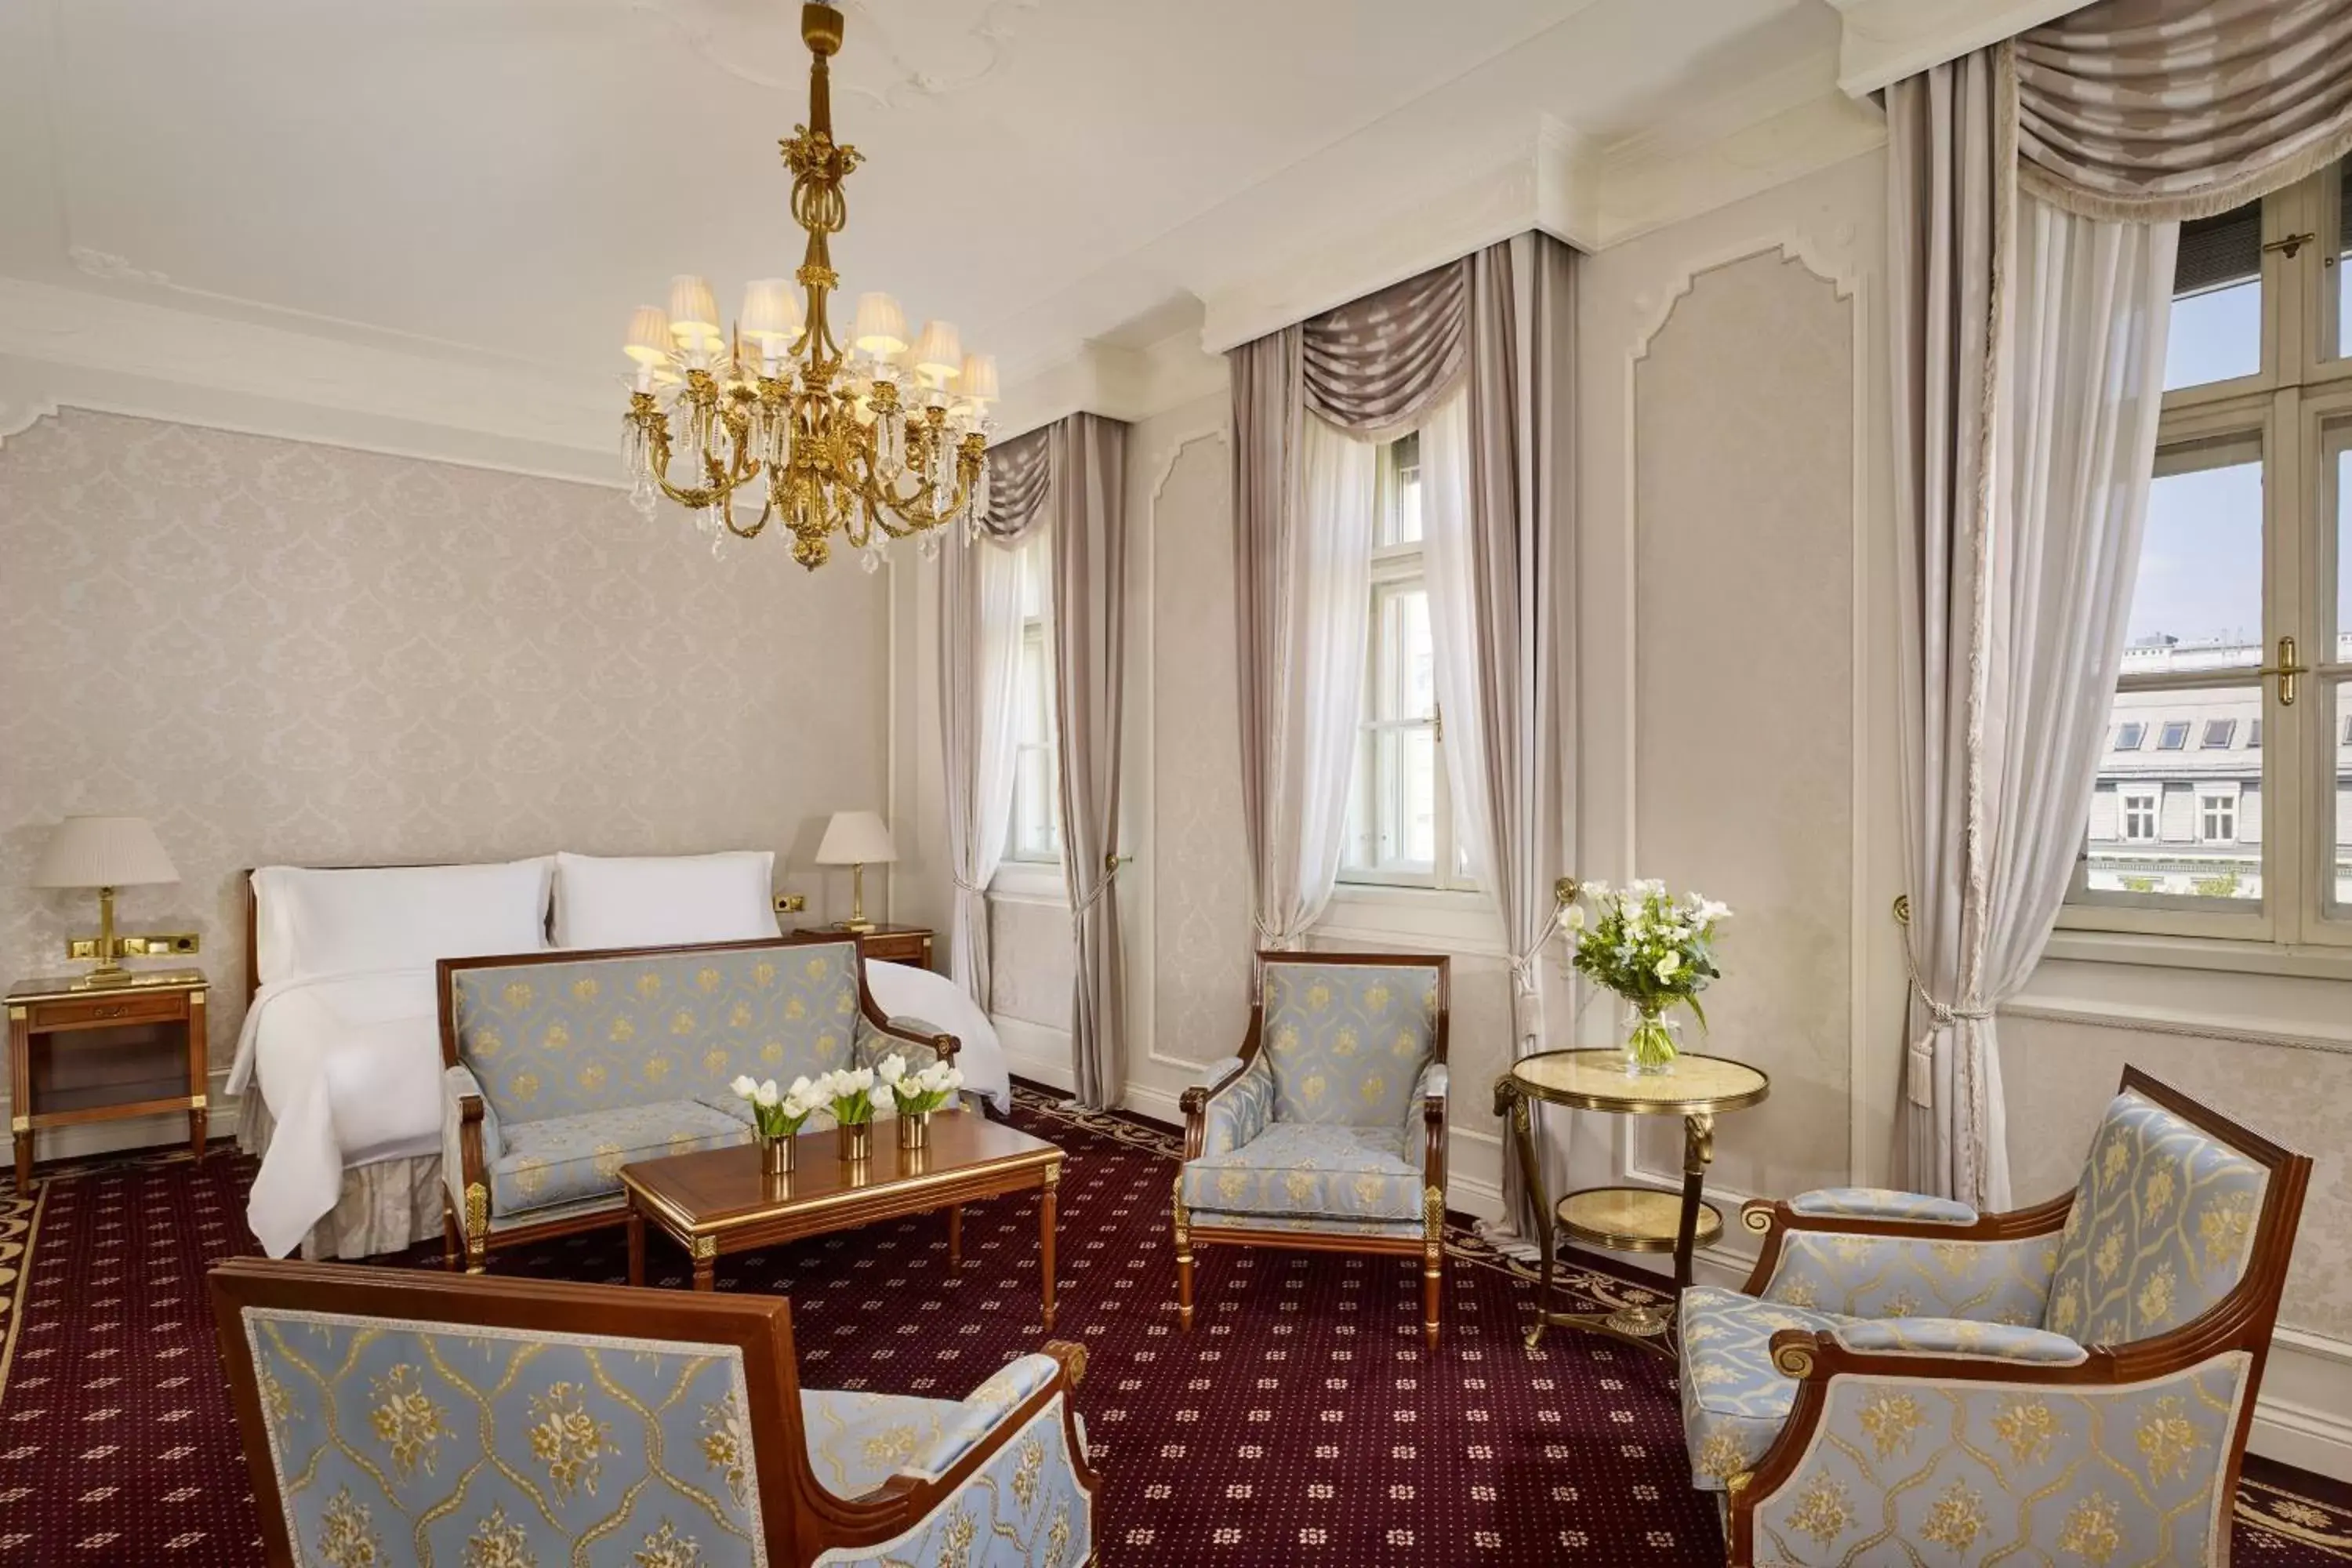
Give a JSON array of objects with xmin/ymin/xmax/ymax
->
[
  {"xmin": 0, "ymin": 276, "xmax": 620, "ymax": 483},
  {"xmin": 990, "ymin": 330, "xmax": 1228, "ymax": 442},
  {"xmin": 1824, "ymin": 0, "xmax": 2089, "ymax": 98},
  {"xmin": 1196, "ymin": 74, "xmax": 1884, "ymax": 356}
]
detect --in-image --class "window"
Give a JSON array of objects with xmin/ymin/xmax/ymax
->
[
  {"xmin": 1005, "ymin": 540, "xmax": 1061, "ymax": 863},
  {"xmin": 2114, "ymin": 722, "xmax": 2147, "ymax": 750},
  {"xmin": 2201, "ymin": 790, "xmax": 2238, "ymax": 843},
  {"xmin": 2068, "ymin": 158, "xmax": 2352, "ymax": 937},
  {"xmin": 1341, "ymin": 434, "xmax": 1475, "ymax": 890}
]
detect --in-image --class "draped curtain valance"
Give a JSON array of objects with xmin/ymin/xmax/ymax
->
[
  {"xmin": 1301, "ymin": 260, "xmax": 1471, "ymax": 437},
  {"xmin": 2015, "ymin": 0, "xmax": 2352, "ymax": 221},
  {"xmin": 978, "ymin": 425, "xmax": 1054, "ymax": 540}
]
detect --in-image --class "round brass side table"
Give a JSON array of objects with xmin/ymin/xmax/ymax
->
[{"xmin": 1494, "ymin": 1048, "xmax": 1769, "ymax": 1345}]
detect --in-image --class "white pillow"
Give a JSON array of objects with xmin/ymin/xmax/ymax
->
[
  {"xmin": 551, "ymin": 850, "xmax": 781, "ymax": 950},
  {"xmin": 252, "ymin": 858, "xmax": 554, "ymax": 985}
]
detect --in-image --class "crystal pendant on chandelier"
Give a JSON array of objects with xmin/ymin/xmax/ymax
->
[{"xmin": 615, "ymin": 2, "xmax": 996, "ymax": 572}]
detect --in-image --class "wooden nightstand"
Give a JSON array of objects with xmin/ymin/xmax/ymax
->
[
  {"xmin": 848, "ymin": 924, "xmax": 935, "ymax": 970},
  {"xmin": 7, "ymin": 968, "xmax": 209, "ymax": 1190}
]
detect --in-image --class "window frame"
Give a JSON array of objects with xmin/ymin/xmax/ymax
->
[
  {"xmin": 1003, "ymin": 539, "xmax": 1063, "ymax": 867},
  {"xmin": 1338, "ymin": 435, "xmax": 1478, "ymax": 894},
  {"xmin": 2060, "ymin": 162, "xmax": 2352, "ymax": 949}
]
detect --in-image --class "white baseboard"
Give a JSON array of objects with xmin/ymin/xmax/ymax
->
[{"xmin": 2253, "ymin": 1326, "xmax": 2352, "ymax": 1481}]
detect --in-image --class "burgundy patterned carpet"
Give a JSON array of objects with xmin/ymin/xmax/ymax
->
[{"xmin": 2, "ymin": 1086, "xmax": 2348, "ymax": 1564}]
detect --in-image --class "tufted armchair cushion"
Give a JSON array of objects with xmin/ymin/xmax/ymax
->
[
  {"xmin": 1258, "ymin": 960, "xmax": 1441, "ymax": 1127},
  {"xmin": 2043, "ymin": 1088, "xmax": 2268, "ymax": 1345}
]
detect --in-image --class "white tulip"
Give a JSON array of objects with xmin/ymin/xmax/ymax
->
[
  {"xmin": 731, "ymin": 1075, "xmax": 759, "ymax": 1100},
  {"xmin": 877, "ymin": 1053, "xmax": 907, "ymax": 1086},
  {"xmin": 755, "ymin": 1079, "xmax": 780, "ymax": 1107}
]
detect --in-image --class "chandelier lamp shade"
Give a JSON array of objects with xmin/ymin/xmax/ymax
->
[{"xmin": 619, "ymin": 1, "xmax": 996, "ymax": 572}]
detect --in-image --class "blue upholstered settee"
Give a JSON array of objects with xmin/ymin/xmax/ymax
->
[
  {"xmin": 438, "ymin": 934, "xmax": 956, "ymax": 1269},
  {"xmin": 210, "ymin": 1258, "xmax": 1097, "ymax": 1567},
  {"xmin": 1682, "ymin": 1067, "xmax": 2310, "ymax": 1566}
]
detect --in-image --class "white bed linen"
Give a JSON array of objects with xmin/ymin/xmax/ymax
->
[
  {"xmin": 865, "ymin": 960, "xmax": 1012, "ymax": 1114},
  {"xmin": 229, "ymin": 969, "xmax": 444, "ymax": 1258}
]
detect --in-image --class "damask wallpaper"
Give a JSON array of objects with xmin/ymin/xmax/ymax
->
[{"xmin": 0, "ymin": 409, "xmax": 888, "ymax": 1091}]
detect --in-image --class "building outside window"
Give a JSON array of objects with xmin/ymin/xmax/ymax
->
[
  {"xmin": 1340, "ymin": 433, "xmax": 1476, "ymax": 891},
  {"xmin": 1006, "ymin": 539, "xmax": 1062, "ymax": 863},
  {"xmin": 2067, "ymin": 157, "xmax": 2352, "ymax": 937}
]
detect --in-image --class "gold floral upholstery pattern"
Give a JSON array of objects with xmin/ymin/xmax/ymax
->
[
  {"xmin": 1258, "ymin": 960, "xmax": 1440, "ymax": 1129},
  {"xmin": 1679, "ymin": 1284, "xmax": 1846, "ymax": 1492},
  {"xmin": 451, "ymin": 945, "xmax": 862, "ymax": 1123},
  {"xmin": 1748, "ymin": 1355, "xmax": 2252, "ymax": 1564},
  {"xmin": 2044, "ymin": 1089, "xmax": 2269, "ymax": 1346},
  {"xmin": 1759, "ymin": 1229, "xmax": 2060, "ymax": 1323},
  {"xmin": 811, "ymin": 1396, "xmax": 1092, "ymax": 1568},
  {"xmin": 239, "ymin": 1306, "xmax": 764, "ymax": 1566},
  {"xmin": 1178, "ymin": 1123, "xmax": 1425, "ymax": 1223}
]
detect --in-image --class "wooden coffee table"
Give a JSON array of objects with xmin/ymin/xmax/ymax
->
[{"xmin": 619, "ymin": 1111, "xmax": 1068, "ymax": 1327}]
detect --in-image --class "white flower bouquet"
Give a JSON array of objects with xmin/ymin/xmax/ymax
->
[
  {"xmin": 813, "ymin": 1065, "xmax": 879, "ymax": 1128},
  {"xmin": 730, "ymin": 1073, "xmax": 818, "ymax": 1141},
  {"xmin": 877, "ymin": 1053, "xmax": 964, "ymax": 1118},
  {"xmin": 1565, "ymin": 879, "xmax": 1730, "ymax": 1073}
]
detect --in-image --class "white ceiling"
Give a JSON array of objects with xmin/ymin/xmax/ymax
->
[{"xmin": 0, "ymin": 0, "xmax": 1850, "ymax": 412}]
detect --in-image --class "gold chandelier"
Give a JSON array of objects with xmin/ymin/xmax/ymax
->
[{"xmin": 619, "ymin": 2, "xmax": 995, "ymax": 572}]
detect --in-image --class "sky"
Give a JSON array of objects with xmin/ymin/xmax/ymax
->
[{"xmin": 2129, "ymin": 273, "xmax": 2352, "ymax": 648}]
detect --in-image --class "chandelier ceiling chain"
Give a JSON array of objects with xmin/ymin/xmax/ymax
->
[{"xmin": 620, "ymin": 1, "xmax": 995, "ymax": 572}]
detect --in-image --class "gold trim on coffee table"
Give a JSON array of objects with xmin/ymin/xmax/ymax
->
[{"xmin": 619, "ymin": 1109, "xmax": 1066, "ymax": 1328}]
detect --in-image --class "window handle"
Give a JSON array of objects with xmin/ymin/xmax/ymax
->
[
  {"xmin": 2255, "ymin": 635, "xmax": 2309, "ymax": 706},
  {"xmin": 2261, "ymin": 231, "xmax": 2317, "ymax": 260}
]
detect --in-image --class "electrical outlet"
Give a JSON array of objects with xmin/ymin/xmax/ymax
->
[{"xmin": 774, "ymin": 893, "xmax": 808, "ymax": 915}]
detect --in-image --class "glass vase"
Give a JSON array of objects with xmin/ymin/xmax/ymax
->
[{"xmin": 1623, "ymin": 1003, "xmax": 1680, "ymax": 1077}]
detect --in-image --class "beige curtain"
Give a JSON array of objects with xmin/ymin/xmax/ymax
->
[
  {"xmin": 1230, "ymin": 241, "xmax": 1575, "ymax": 1241},
  {"xmin": 2016, "ymin": 0, "xmax": 2352, "ymax": 221},
  {"xmin": 937, "ymin": 528, "xmax": 1028, "ymax": 1007},
  {"xmin": 1230, "ymin": 260, "xmax": 1469, "ymax": 949},
  {"xmin": 1890, "ymin": 44, "xmax": 2179, "ymax": 1208},
  {"xmin": 1047, "ymin": 412, "xmax": 1130, "ymax": 1109}
]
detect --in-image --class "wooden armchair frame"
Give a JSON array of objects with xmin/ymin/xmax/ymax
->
[
  {"xmin": 1174, "ymin": 950, "xmax": 1451, "ymax": 1347},
  {"xmin": 210, "ymin": 1258, "xmax": 1097, "ymax": 1567},
  {"xmin": 437, "ymin": 932, "xmax": 959, "ymax": 1271},
  {"xmin": 1721, "ymin": 1066, "xmax": 2310, "ymax": 1566}
]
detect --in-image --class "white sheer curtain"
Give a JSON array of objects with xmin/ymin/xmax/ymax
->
[
  {"xmin": 942, "ymin": 534, "xmax": 1031, "ymax": 1007},
  {"xmin": 1415, "ymin": 393, "xmax": 1491, "ymax": 886},
  {"xmin": 1256, "ymin": 413, "xmax": 1377, "ymax": 948}
]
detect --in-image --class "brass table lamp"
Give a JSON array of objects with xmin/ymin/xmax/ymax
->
[
  {"xmin": 31, "ymin": 815, "xmax": 189, "ymax": 987},
  {"xmin": 815, "ymin": 811, "xmax": 896, "ymax": 934}
]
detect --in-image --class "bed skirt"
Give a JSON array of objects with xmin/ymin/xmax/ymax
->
[{"xmin": 236, "ymin": 1097, "xmax": 445, "ymax": 1261}]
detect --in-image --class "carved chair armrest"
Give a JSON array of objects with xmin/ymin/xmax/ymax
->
[
  {"xmin": 858, "ymin": 1013, "xmax": 961, "ymax": 1071},
  {"xmin": 898, "ymin": 1353, "xmax": 1068, "ymax": 1483},
  {"xmin": 1184, "ymin": 1054, "xmax": 1272, "ymax": 1161},
  {"xmin": 441, "ymin": 1065, "xmax": 496, "ymax": 1214},
  {"xmin": 1789, "ymin": 1187, "xmax": 1976, "ymax": 1225},
  {"xmin": 1822, "ymin": 1318, "xmax": 2086, "ymax": 1366},
  {"xmin": 1738, "ymin": 1189, "xmax": 2075, "ymax": 1295}
]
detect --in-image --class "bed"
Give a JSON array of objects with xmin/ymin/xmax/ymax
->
[{"xmin": 227, "ymin": 854, "xmax": 1011, "ymax": 1260}]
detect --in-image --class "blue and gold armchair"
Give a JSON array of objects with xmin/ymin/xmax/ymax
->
[
  {"xmin": 1680, "ymin": 1066, "xmax": 2308, "ymax": 1566},
  {"xmin": 1174, "ymin": 951, "xmax": 1450, "ymax": 1345},
  {"xmin": 211, "ymin": 1258, "xmax": 1098, "ymax": 1567}
]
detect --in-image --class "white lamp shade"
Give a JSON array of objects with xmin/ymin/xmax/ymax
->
[
  {"xmin": 852, "ymin": 292, "xmax": 908, "ymax": 357},
  {"xmin": 624, "ymin": 306, "xmax": 672, "ymax": 365},
  {"xmin": 956, "ymin": 352, "xmax": 999, "ymax": 404},
  {"xmin": 911, "ymin": 320, "xmax": 963, "ymax": 383},
  {"xmin": 32, "ymin": 815, "xmax": 178, "ymax": 888},
  {"xmin": 740, "ymin": 278, "xmax": 803, "ymax": 348},
  {"xmin": 667, "ymin": 274, "xmax": 719, "ymax": 340},
  {"xmin": 815, "ymin": 811, "xmax": 897, "ymax": 866}
]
